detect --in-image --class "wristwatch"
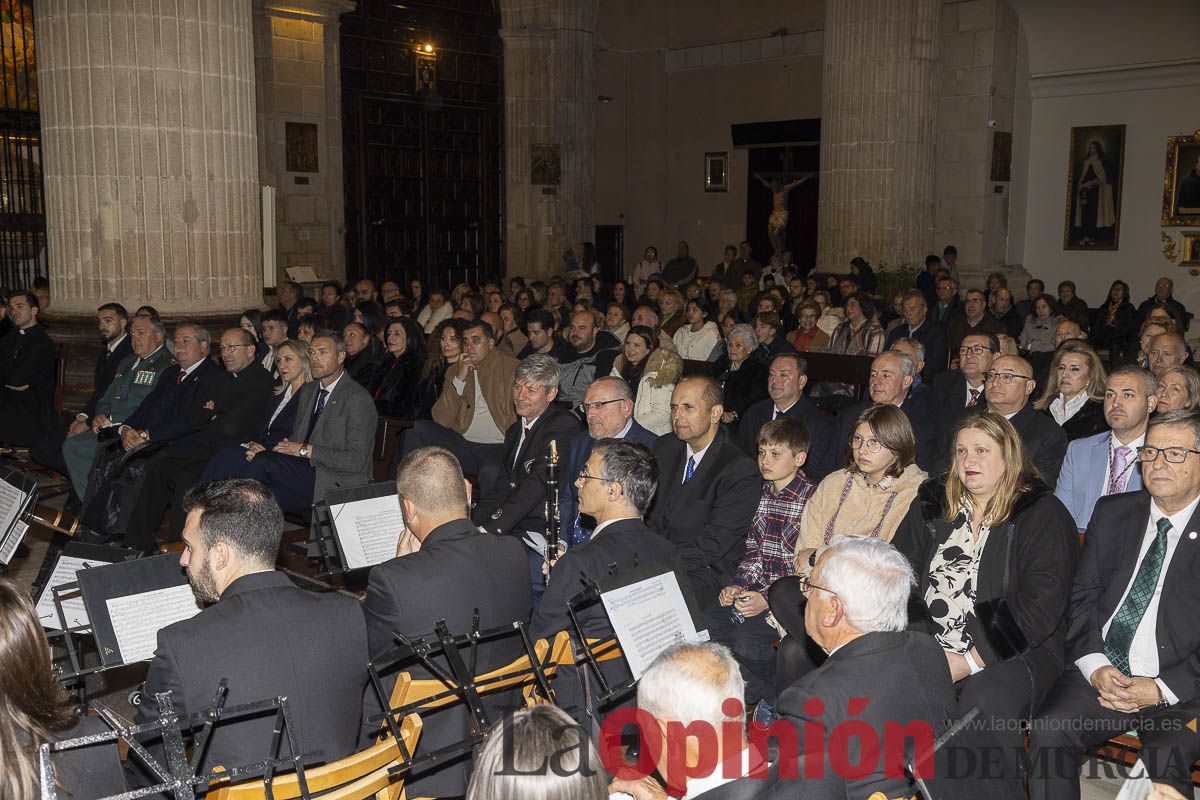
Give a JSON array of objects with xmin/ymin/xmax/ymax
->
[{"xmin": 298, "ymin": 445, "xmax": 309, "ymax": 458}]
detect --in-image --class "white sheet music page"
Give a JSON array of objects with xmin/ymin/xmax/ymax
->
[
  {"xmin": 329, "ymin": 493, "xmax": 404, "ymax": 570},
  {"xmin": 0, "ymin": 520, "xmax": 27, "ymax": 565},
  {"xmin": 36, "ymin": 555, "xmax": 98, "ymax": 630},
  {"xmin": 600, "ymin": 571, "xmax": 707, "ymax": 680},
  {"xmin": 106, "ymin": 585, "xmax": 202, "ymax": 663},
  {"xmin": 0, "ymin": 478, "xmax": 27, "ymax": 543}
]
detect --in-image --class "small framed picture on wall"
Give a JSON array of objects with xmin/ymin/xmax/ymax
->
[
  {"xmin": 1063, "ymin": 124, "xmax": 1125, "ymax": 251},
  {"xmin": 705, "ymin": 152, "xmax": 728, "ymax": 192},
  {"xmin": 1162, "ymin": 129, "xmax": 1200, "ymax": 227}
]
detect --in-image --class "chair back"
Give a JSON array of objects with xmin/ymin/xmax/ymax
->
[{"xmin": 209, "ymin": 712, "xmax": 422, "ymax": 800}]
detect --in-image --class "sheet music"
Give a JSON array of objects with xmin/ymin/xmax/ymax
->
[
  {"xmin": 36, "ymin": 555, "xmax": 98, "ymax": 629},
  {"xmin": 106, "ymin": 585, "xmax": 202, "ymax": 664},
  {"xmin": 0, "ymin": 478, "xmax": 27, "ymax": 542},
  {"xmin": 600, "ymin": 572, "xmax": 708, "ymax": 680},
  {"xmin": 0, "ymin": 520, "xmax": 27, "ymax": 565},
  {"xmin": 329, "ymin": 493, "xmax": 404, "ymax": 570},
  {"xmin": 521, "ymin": 530, "xmax": 548, "ymax": 558}
]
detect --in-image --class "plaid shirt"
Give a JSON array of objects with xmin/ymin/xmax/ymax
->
[{"xmin": 732, "ymin": 472, "xmax": 816, "ymax": 592}]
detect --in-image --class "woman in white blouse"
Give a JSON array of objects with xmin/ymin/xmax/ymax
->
[
  {"xmin": 1032, "ymin": 339, "xmax": 1108, "ymax": 442},
  {"xmin": 672, "ymin": 299, "xmax": 722, "ymax": 361}
]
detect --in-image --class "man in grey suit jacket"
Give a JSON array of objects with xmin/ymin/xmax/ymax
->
[
  {"xmin": 1056, "ymin": 366, "xmax": 1157, "ymax": 531},
  {"xmin": 133, "ymin": 479, "xmax": 368, "ymax": 784},
  {"xmin": 236, "ymin": 331, "xmax": 376, "ymax": 510}
]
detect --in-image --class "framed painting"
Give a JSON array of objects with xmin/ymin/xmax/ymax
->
[
  {"xmin": 285, "ymin": 122, "xmax": 318, "ymax": 173},
  {"xmin": 1062, "ymin": 124, "xmax": 1125, "ymax": 251},
  {"xmin": 1162, "ymin": 129, "xmax": 1200, "ymax": 226},
  {"xmin": 705, "ymin": 152, "xmax": 728, "ymax": 192}
]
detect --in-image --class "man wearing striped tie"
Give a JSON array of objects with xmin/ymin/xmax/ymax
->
[
  {"xmin": 1055, "ymin": 366, "xmax": 1158, "ymax": 533},
  {"xmin": 1030, "ymin": 409, "xmax": 1200, "ymax": 799}
]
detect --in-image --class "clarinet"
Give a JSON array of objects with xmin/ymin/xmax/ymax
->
[{"xmin": 545, "ymin": 440, "xmax": 560, "ymax": 571}]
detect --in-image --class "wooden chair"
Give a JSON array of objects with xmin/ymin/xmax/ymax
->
[
  {"xmin": 373, "ymin": 417, "xmax": 412, "ymax": 481},
  {"xmin": 208, "ymin": 712, "xmax": 422, "ymax": 800}
]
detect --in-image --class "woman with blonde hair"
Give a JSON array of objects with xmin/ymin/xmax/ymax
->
[
  {"xmin": 1155, "ymin": 365, "xmax": 1200, "ymax": 413},
  {"xmin": 1033, "ymin": 339, "xmax": 1109, "ymax": 441},
  {"xmin": 658, "ymin": 288, "xmax": 685, "ymax": 337},
  {"xmin": 891, "ymin": 412, "xmax": 1077, "ymax": 799}
]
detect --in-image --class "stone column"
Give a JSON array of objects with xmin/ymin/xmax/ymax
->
[
  {"xmin": 38, "ymin": 0, "xmax": 262, "ymax": 316},
  {"xmin": 816, "ymin": 0, "xmax": 942, "ymax": 274},
  {"xmin": 253, "ymin": 0, "xmax": 354, "ymax": 286},
  {"xmin": 500, "ymin": 0, "xmax": 598, "ymax": 279}
]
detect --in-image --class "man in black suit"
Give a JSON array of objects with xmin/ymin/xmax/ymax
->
[
  {"xmin": 884, "ymin": 289, "xmax": 948, "ymax": 382},
  {"xmin": 736, "ymin": 353, "xmax": 836, "ymax": 482},
  {"xmin": 980, "ymin": 353, "xmax": 1068, "ymax": 484},
  {"xmin": 0, "ymin": 290, "xmax": 57, "ymax": 446},
  {"xmin": 32, "ymin": 302, "xmax": 132, "ymax": 476},
  {"xmin": 834, "ymin": 351, "xmax": 938, "ymax": 471},
  {"xmin": 122, "ymin": 328, "xmax": 276, "ymax": 550},
  {"xmin": 534, "ymin": 438, "xmax": 682, "ymax": 720},
  {"xmin": 945, "ymin": 288, "xmax": 1005, "ymax": 355},
  {"xmin": 1029, "ymin": 410, "xmax": 1200, "ymax": 800},
  {"xmin": 930, "ymin": 332, "xmax": 997, "ymax": 473},
  {"xmin": 134, "ymin": 479, "xmax": 368, "ymax": 783},
  {"xmin": 648, "ymin": 375, "xmax": 760, "ymax": 606},
  {"xmin": 559, "ymin": 376, "xmax": 657, "ymax": 548},
  {"xmin": 769, "ymin": 537, "xmax": 956, "ymax": 799},
  {"xmin": 362, "ymin": 446, "xmax": 532, "ymax": 797}
]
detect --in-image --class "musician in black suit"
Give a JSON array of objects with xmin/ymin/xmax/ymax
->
[
  {"xmin": 1029, "ymin": 410, "xmax": 1200, "ymax": 800},
  {"xmin": 768, "ymin": 537, "xmax": 956, "ymax": 800},
  {"xmin": 133, "ymin": 479, "xmax": 368, "ymax": 784},
  {"xmin": 122, "ymin": 329, "xmax": 276, "ymax": 550},
  {"xmin": 361, "ymin": 446, "xmax": 533, "ymax": 797},
  {"xmin": 533, "ymin": 439, "xmax": 683, "ymax": 719},
  {"xmin": 32, "ymin": 302, "xmax": 132, "ymax": 476},
  {"xmin": 648, "ymin": 375, "xmax": 761, "ymax": 606},
  {"xmin": 559, "ymin": 377, "xmax": 657, "ymax": 548},
  {"xmin": 834, "ymin": 350, "xmax": 938, "ymax": 471},
  {"xmin": 978, "ymin": 353, "xmax": 1069, "ymax": 485},
  {"xmin": 736, "ymin": 352, "xmax": 836, "ymax": 482},
  {"xmin": 472, "ymin": 354, "xmax": 581, "ymax": 598},
  {"xmin": 930, "ymin": 332, "xmax": 997, "ymax": 473},
  {"xmin": 0, "ymin": 291, "xmax": 57, "ymax": 446}
]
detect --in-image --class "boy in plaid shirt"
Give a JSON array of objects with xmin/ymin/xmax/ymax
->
[{"xmin": 707, "ymin": 417, "xmax": 815, "ymax": 715}]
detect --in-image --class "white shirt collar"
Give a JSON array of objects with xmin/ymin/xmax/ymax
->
[
  {"xmin": 1150, "ymin": 493, "xmax": 1200, "ymax": 536},
  {"xmin": 592, "ymin": 516, "xmax": 638, "ymax": 539},
  {"xmin": 522, "ymin": 414, "xmax": 541, "ymax": 429},
  {"xmin": 686, "ymin": 440, "xmax": 713, "ymax": 467},
  {"xmin": 107, "ymin": 333, "xmax": 128, "ymax": 354},
  {"xmin": 180, "ymin": 358, "xmax": 206, "ymax": 379},
  {"xmin": 615, "ymin": 417, "xmax": 633, "ymax": 438},
  {"xmin": 1111, "ymin": 430, "xmax": 1145, "ymax": 450},
  {"xmin": 680, "ymin": 746, "xmax": 755, "ymax": 800},
  {"xmin": 320, "ymin": 370, "xmax": 345, "ymax": 396}
]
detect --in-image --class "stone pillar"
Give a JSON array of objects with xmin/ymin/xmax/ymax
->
[
  {"xmin": 500, "ymin": 0, "xmax": 598, "ymax": 279},
  {"xmin": 38, "ymin": 0, "xmax": 262, "ymax": 316},
  {"xmin": 816, "ymin": 0, "xmax": 942, "ymax": 274},
  {"xmin": 253, "ymin": 0, "xmax": 354, "ymax": 287}
]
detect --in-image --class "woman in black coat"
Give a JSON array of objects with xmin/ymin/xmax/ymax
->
[
  {"xmin": 710, "ymin": 323, "xmax": 768, "ymax": 428},
  {"xmin": 1032, "ymin": 340, "xmax": 1110, "ymax": 442},
  {"xmin": 1091, "ymin": 279, "xmax": 1138, "ymax": 364},
  {"xmin": 890, "ymin": 412, "xmax": 1078, "ymax": 799},
  {"xmin": 375, "ymin": 317, "xmax": 428, "ymax": 419}
]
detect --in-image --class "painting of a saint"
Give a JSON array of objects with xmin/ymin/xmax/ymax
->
[{"xmin": 1063, "ymin": 125, "xmax": 1124, "ymax": 251}]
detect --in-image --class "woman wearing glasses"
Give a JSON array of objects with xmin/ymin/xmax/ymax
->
[
  {"xmin": 1155, "ymin": 365, "xmax": 1200, "ymax": 413},
  {"xmin": 891, "ymin": 412, "xmax": 1078, "ymax": 799},
  {"xmin": 1033, "ymin": 340, "xmax": 1109, "ymax": 441},
  {"xmin": 767, "ymin": 404, "xmax": 926, "ymax": 690}
]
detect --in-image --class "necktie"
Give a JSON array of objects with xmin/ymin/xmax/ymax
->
[
  {"xmin": 1105, "ymin": 445, "xmax": 1132, "ymax": 496},
  {"xmin": 684, "ymin": 455, "xmax": 696, "ymax": 484},
  {"xmin": 305, "ymin": 388, "xmax": 329, "ymax": 441},
  {"xmin": 570, "ymin": 513, "xmax": 589, "ymax": 547},
  {"xmin": 1104, "ymin": 517, "xmax": 1171, "ymax": 675},
  {"xmin": 177, "ymin": 372, "xmax": 184, "ymax": 385},
  {"xmin": 967, "ymin": 388, "xmax": 980, "ymax": 407}
]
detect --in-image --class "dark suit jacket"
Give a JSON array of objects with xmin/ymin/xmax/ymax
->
[
  {"xmin": 834, "ymin": 385, "xmax": 938, "ymax": 473},
  {"xmin": 136, "ymin": 572, "xmax": 368, "ymax": 779},
  {"xmin": 473, "ymin": 405, "xmax": 582, "ymax": 536},
  {"xmin": 83, "ymin": 334, "xmax": 134, "ymax": 418},
  {"xmin": 559, "ymin": 421, "xmax": 658, "ymax": 545},
  {"xmin": 361, "ymin": 518, "xmax": 533, "ymax": 796},
  {"xmin": 123, "ymin": 358, "xmax": 224, "ymax": 444},
  {"xmin": 736, "ymin": 395, "xmax": 836, "ymax": 483},
  {"xmin": 259, "ymin": 389, "xmax": 302, "ymax": 449},
  {"xmin": 885, "ymin": 316, "xmax": 948, "ymax": 382},
  {"xmin": 946, "ymin": 311, "xmax": 1005, "ymax": 356},
  {"xmin": 769, "ymin": 631, "xmax": 956, "ymax": 800},
  {"xmin": 1070, "ymin": 492, "xmax": 1200, "ymax": 702},
  {"xmin": 170, "ymin": 363, "xmax": 276, "ymax": 459},
  {"xmin": 647, "ymin": 427, "xmax": 761, "ymax": 604},
  {"xmin": 532, "ymin": 517, "xmax": 683, "ymax": 716},
  {"xmin": 931, "ymin": 370, "xmax": 988, "ymax": 474},
  {"xmin": 345, "ymin": 348, "xmax": 385, "ymax": 394},
  {"xmin": 1006, "ymin": 402, "xmax": 1069, "ymax": 486}
]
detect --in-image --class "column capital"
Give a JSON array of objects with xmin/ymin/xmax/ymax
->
[{"xmin": 255, "ymin": 0, "xmax": 356, "ymax": 23}]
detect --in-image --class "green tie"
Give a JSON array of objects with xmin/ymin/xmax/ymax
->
[{"xmin": 1104, "ymin": 517, "xmax": 1171, "ymax": 675}]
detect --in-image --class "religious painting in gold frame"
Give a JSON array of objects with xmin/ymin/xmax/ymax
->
[
  {"xmin": 1162, "ymin": 129, "xmax": 1200, "ymax": 227},
  {"xmin": 1062, "ymin": 125, "xmax": 1125, "ymax": 251},
  {"xmin": 1181, "ymin": 231, "xmax": 1200, "ymax": 267}
]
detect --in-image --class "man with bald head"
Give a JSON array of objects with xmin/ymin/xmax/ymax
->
[
  {"xmin": 1148, "ymin": 332, "xmax": 1188, "ymax": 378},
  {"xmin": 980, "ymin": 353, "xmax": 1069, "ymax": 484}
]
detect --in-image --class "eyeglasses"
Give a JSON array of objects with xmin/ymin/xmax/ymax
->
[
  {"xmin": 577, "ymin": 398, "xmax": 624, "ymax": 414},
  {"xmin": 577, "ymin": 469, "xmax": 615, "ymax": 484},
  {"xmin": 958, "ymin": 344, "xmax": 991, "ymax": 356},
  {"xmin": 798, "ymin": 574, "xmax": 836, "ymax": 596},
  {"xmin": 851, "ymin": 434, "xmax": 885, "ymax": 453},
  {"xmin": 219, "ymin": 344, "xmax": 253, "ymax": 353},
  {"xmin": 983, "ymin": 371, "xmax": 1033, "ymax": 385},
  {"xmin": 1137, "ymin": 446, "xmax": 1200, "ymax": 464}
]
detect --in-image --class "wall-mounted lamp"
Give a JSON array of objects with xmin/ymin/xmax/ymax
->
[{"xmin": 422, "ymin": 43, "xmax": 434, "ymax": 53}]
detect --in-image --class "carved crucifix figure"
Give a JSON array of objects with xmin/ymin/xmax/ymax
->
[{"xmin": 754, "ymin": 173, "xmax": 813, "ymax": 256}]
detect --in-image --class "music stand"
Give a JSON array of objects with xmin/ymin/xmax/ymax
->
[
  {"xmin": 306, "ymin": 482, "xmax": 405, "ymax": 578},
  {"xmin": 0, "ymin": 464, "xmax": 37, "ymax": 575}
]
